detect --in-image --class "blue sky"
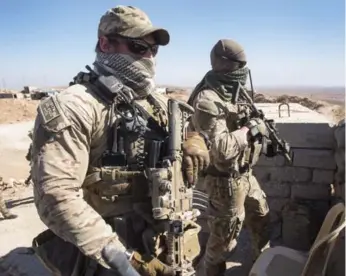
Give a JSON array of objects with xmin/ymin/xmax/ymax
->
[{"xmin": 0, "ymin": 0, "xmax": 344, "ymax": 90}]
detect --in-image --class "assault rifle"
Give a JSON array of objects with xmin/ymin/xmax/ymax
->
[
  {"xmin": 232, "ymin": 71, "xmax": 293, "ymax": 164},
  {"xmin": 148, "ymin": 99, "xmax": 201, "ymax": 276}
]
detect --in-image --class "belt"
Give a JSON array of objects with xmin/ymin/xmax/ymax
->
[{"xmin": 204, "ymin": 165, "xmax": 250, "ymax": 178}]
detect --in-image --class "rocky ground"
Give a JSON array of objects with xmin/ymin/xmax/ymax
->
[{"xmin": 0, "ymin": 88, "xmax": 344, "ymax": 275}]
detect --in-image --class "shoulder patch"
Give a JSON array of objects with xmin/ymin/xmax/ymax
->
[
  {"xmin": 37, "ymin": 96, "xmax": 71, "ymax": 133},
  {"xmin": 196, "ymin": 99, "xmax": 225, "ymax": 117},
  {"xmin": 38, "ymin": 97, "xmax": 61, "ymax": 124}
]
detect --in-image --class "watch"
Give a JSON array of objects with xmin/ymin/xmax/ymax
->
[{"xmin": 124, "ymin": 248, "xmax": 135, "ymax": 261}]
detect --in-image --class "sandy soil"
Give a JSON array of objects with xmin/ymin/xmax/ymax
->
[
  {"xmin": 0, "ymin": 120, "xmax": 47, "ymax": 257},
  {"xmin": 0, "ymin": 99, "xmax": 38, "ymax": 125}
]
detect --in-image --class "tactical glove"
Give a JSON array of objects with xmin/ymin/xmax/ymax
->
[
  {"xmin": 182, "ymin": 131, "xmax": 210, "ymax": 185},
  {"xmin": 129, "ymin": 251, "xmax": 174, "ymax": 276},
  {"xmin": 245, "ymin": 118, "xmax": 267, "ymax": 139}
]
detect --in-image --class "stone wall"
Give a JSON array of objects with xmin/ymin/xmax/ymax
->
[
  {"xmin": 253, "ymin": 103, "xmax": 337, "ymax": 250},
  {"xmin": 333, "ymin": 119, "xmax": 345, "ymax": 201}
]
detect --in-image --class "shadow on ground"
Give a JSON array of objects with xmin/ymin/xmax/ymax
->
[{"xmin": 7, "ymin": 196, "xmax": 34, "ymax": 208}]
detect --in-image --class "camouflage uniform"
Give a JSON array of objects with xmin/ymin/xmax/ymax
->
[
  {"xmin": 0, "ymin": 177, "xmax": 17, "ymax": 220},
  {"xmin": 24, "ymin": 130, "xmax": 33, "ymax": 185},
  {"xmin": 25, "ymin": 5, "xmax": 207, "ymax": 276},
  {"xmin": 188, "ymin": 39, "xmax": 270, "ymax": 275}
]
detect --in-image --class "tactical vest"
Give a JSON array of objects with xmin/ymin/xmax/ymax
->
[
  {"xmin": 71, "ymin": 66, "xmax": 170, "ymax": 215},
  {"xmin": 190, "ymin": 85, "xmax": 262, "ymax": 178}
]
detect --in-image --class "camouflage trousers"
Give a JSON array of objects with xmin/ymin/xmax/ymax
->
[{"xmin": 203, "ymin": 172, "xmax": 270, "ymax": 270}]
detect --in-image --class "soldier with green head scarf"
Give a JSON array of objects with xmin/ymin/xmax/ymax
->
[{"xmin": 188, "ymin": 39, "xmax": 270, "ymax": 275}]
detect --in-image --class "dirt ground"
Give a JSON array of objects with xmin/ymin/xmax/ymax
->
[
  {"xmin": 0, "ymin": 99, "xmax": 38, "ymax": 125},
  {"xmin": 0, "ymin": 121, "xmax": 47, "ymax": 257}
]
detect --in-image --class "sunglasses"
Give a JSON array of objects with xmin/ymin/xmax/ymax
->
[{"xmin": 109, "ymin": 35, "xmax": 159, "ymax": 56}]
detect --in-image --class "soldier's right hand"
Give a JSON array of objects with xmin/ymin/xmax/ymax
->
[
  {"xmin": 245, "ymin": 118, "xmax": 267, "ymax": 139},
  {"xmin": 129, "ymin": 251, "xmax": 175, "ymax": 276},
  {"xmin": 182, "ymin": 131, "xmax": 210, "ymax": 185}
]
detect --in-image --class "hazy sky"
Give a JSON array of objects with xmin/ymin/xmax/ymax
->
[{"xmin": 0, "ymin": 0, "xmax": 344, "ymax": 90}]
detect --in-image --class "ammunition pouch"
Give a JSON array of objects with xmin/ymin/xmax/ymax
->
[
  {"xmin": 243, "ymin": 142, "xmax": 263, "ymax": 167},
  {"xmin": 32, "ymin": 229, "xmax": 91, "ymax": 276}
]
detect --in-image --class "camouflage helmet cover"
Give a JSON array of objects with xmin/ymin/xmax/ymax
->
[
  {"xmin": 98, "ymin": 5, "xmax": 170, "ymax": 46},
  {"xmin": 210, "ymin": 39, "xmax": 247, "ymax": 71}
]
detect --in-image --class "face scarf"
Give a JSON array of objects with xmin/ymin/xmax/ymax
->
[
  {"xmin": 93, "ymin": 52, "xmax": 156, "ymax": 99},
  {"xmin": 188, "ymin": 66, "xmax": 250, "ymax": 105}
]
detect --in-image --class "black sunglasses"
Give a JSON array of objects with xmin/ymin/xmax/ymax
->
[{"xmin": 109, "ymin": 35, "xmax": 159, "ymax": 56}]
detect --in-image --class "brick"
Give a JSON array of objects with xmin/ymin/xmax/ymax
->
[
  {"xmin": 255, "ymin": 167, "xmax": 312, "ymax": 183},
  {"xmin": 335, "ymin": 150, "xmax": 345, "ymax": 173},
  {"xmin": 291, "ymin": 183, "xmax": 331, "ymax": 200},
  {"xmin": 275, "ymin": 123, "xmax": 335, "ymax": 149},
  {"xmin": 312, "ymin": 169, "xmax": 335, "ymax": 184},
  {"xmin": 270, "ymin": 167, "xmax": 312, "ymax": 182},
  {"xmin": 262, "ymin": 181, "xmax": 291, "ymax": 198},
  {"xmin": 256, "ymin": 155, "xmax": 286, "ymax": 167},
  {"xmin": 253, "ymin": 167, "xmax": 271, "ymax": 183},
  {"xmin": 293, "ymin": 149, "xmax": 336, "ymax": 170},
  {"xmin": 267, "ymin": 197, "xmax": 290, "ymax": 213},
  {"xmin": 267, "ymin": 198, "xmax": 290, "ymax": 223},
  {"xmin": 334, "ymin": 122, "xmax": 345, "ymax": 148}
]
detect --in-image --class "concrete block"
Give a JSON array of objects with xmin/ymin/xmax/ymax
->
[
  {"xmin": 291, "ymin": 183, "xmax": 331, "ymax": 200},
  {"xmin": 270, "ymin": 167, "xmax": 312, "ymax": 183},
  {"xmin": 334, "ymin": 121, "xmax": 345, "ymax": 149},
  {"xmin": 267, "ymin": 197, "xmax": 290, "ymax": 213},
  {"xmin": 254, "ymin": 166, "xmax": 312, "ymax": 183},
  {"xmin": 256, "ymin": 155, "xmax": 286, "ymax": 167},
  {"xmin": 276, "ymin": 123, "xmax": 335, "ymax": 149},
  {"xmin": 293, "ymin": 149, "xmax": 336, "ymax": 170},
  {"xmin": 262, "ymin": 181, "xmax": 291, "ymax": 198},
  {"xmin": 334, "ymin": 149, "xmax": 345, "ymax": 180},
  {"xmin": 255, "ymin": 103, "xmax": 335, "ymax": 149},
  {"xmin": 253, "ymin": 167, "xmax": 271, "ymax": 183},
  {"xmin": 312, "ymin": 169, "xmax": 335, "ymax": 184}
]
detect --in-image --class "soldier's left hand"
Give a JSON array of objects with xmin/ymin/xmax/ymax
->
[
  {"xmin": 182, "ymin": 132, "xmax": 210, "ymax": 185},
  {"xmin": 130, "ymin": 251, "xmax": 174, "ymax": 276}
]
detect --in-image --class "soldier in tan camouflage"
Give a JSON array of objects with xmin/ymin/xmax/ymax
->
[
  {"xmin": 0, "ymin": 177, "xmax": 17, "ymax": 220},
  {"xmin": 29, "ymin": 5, "xmax": 209, "ymax": 276},
  {"xmin": 188, "ymin": 39, "xmax": 270, "ymax": 275}
]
